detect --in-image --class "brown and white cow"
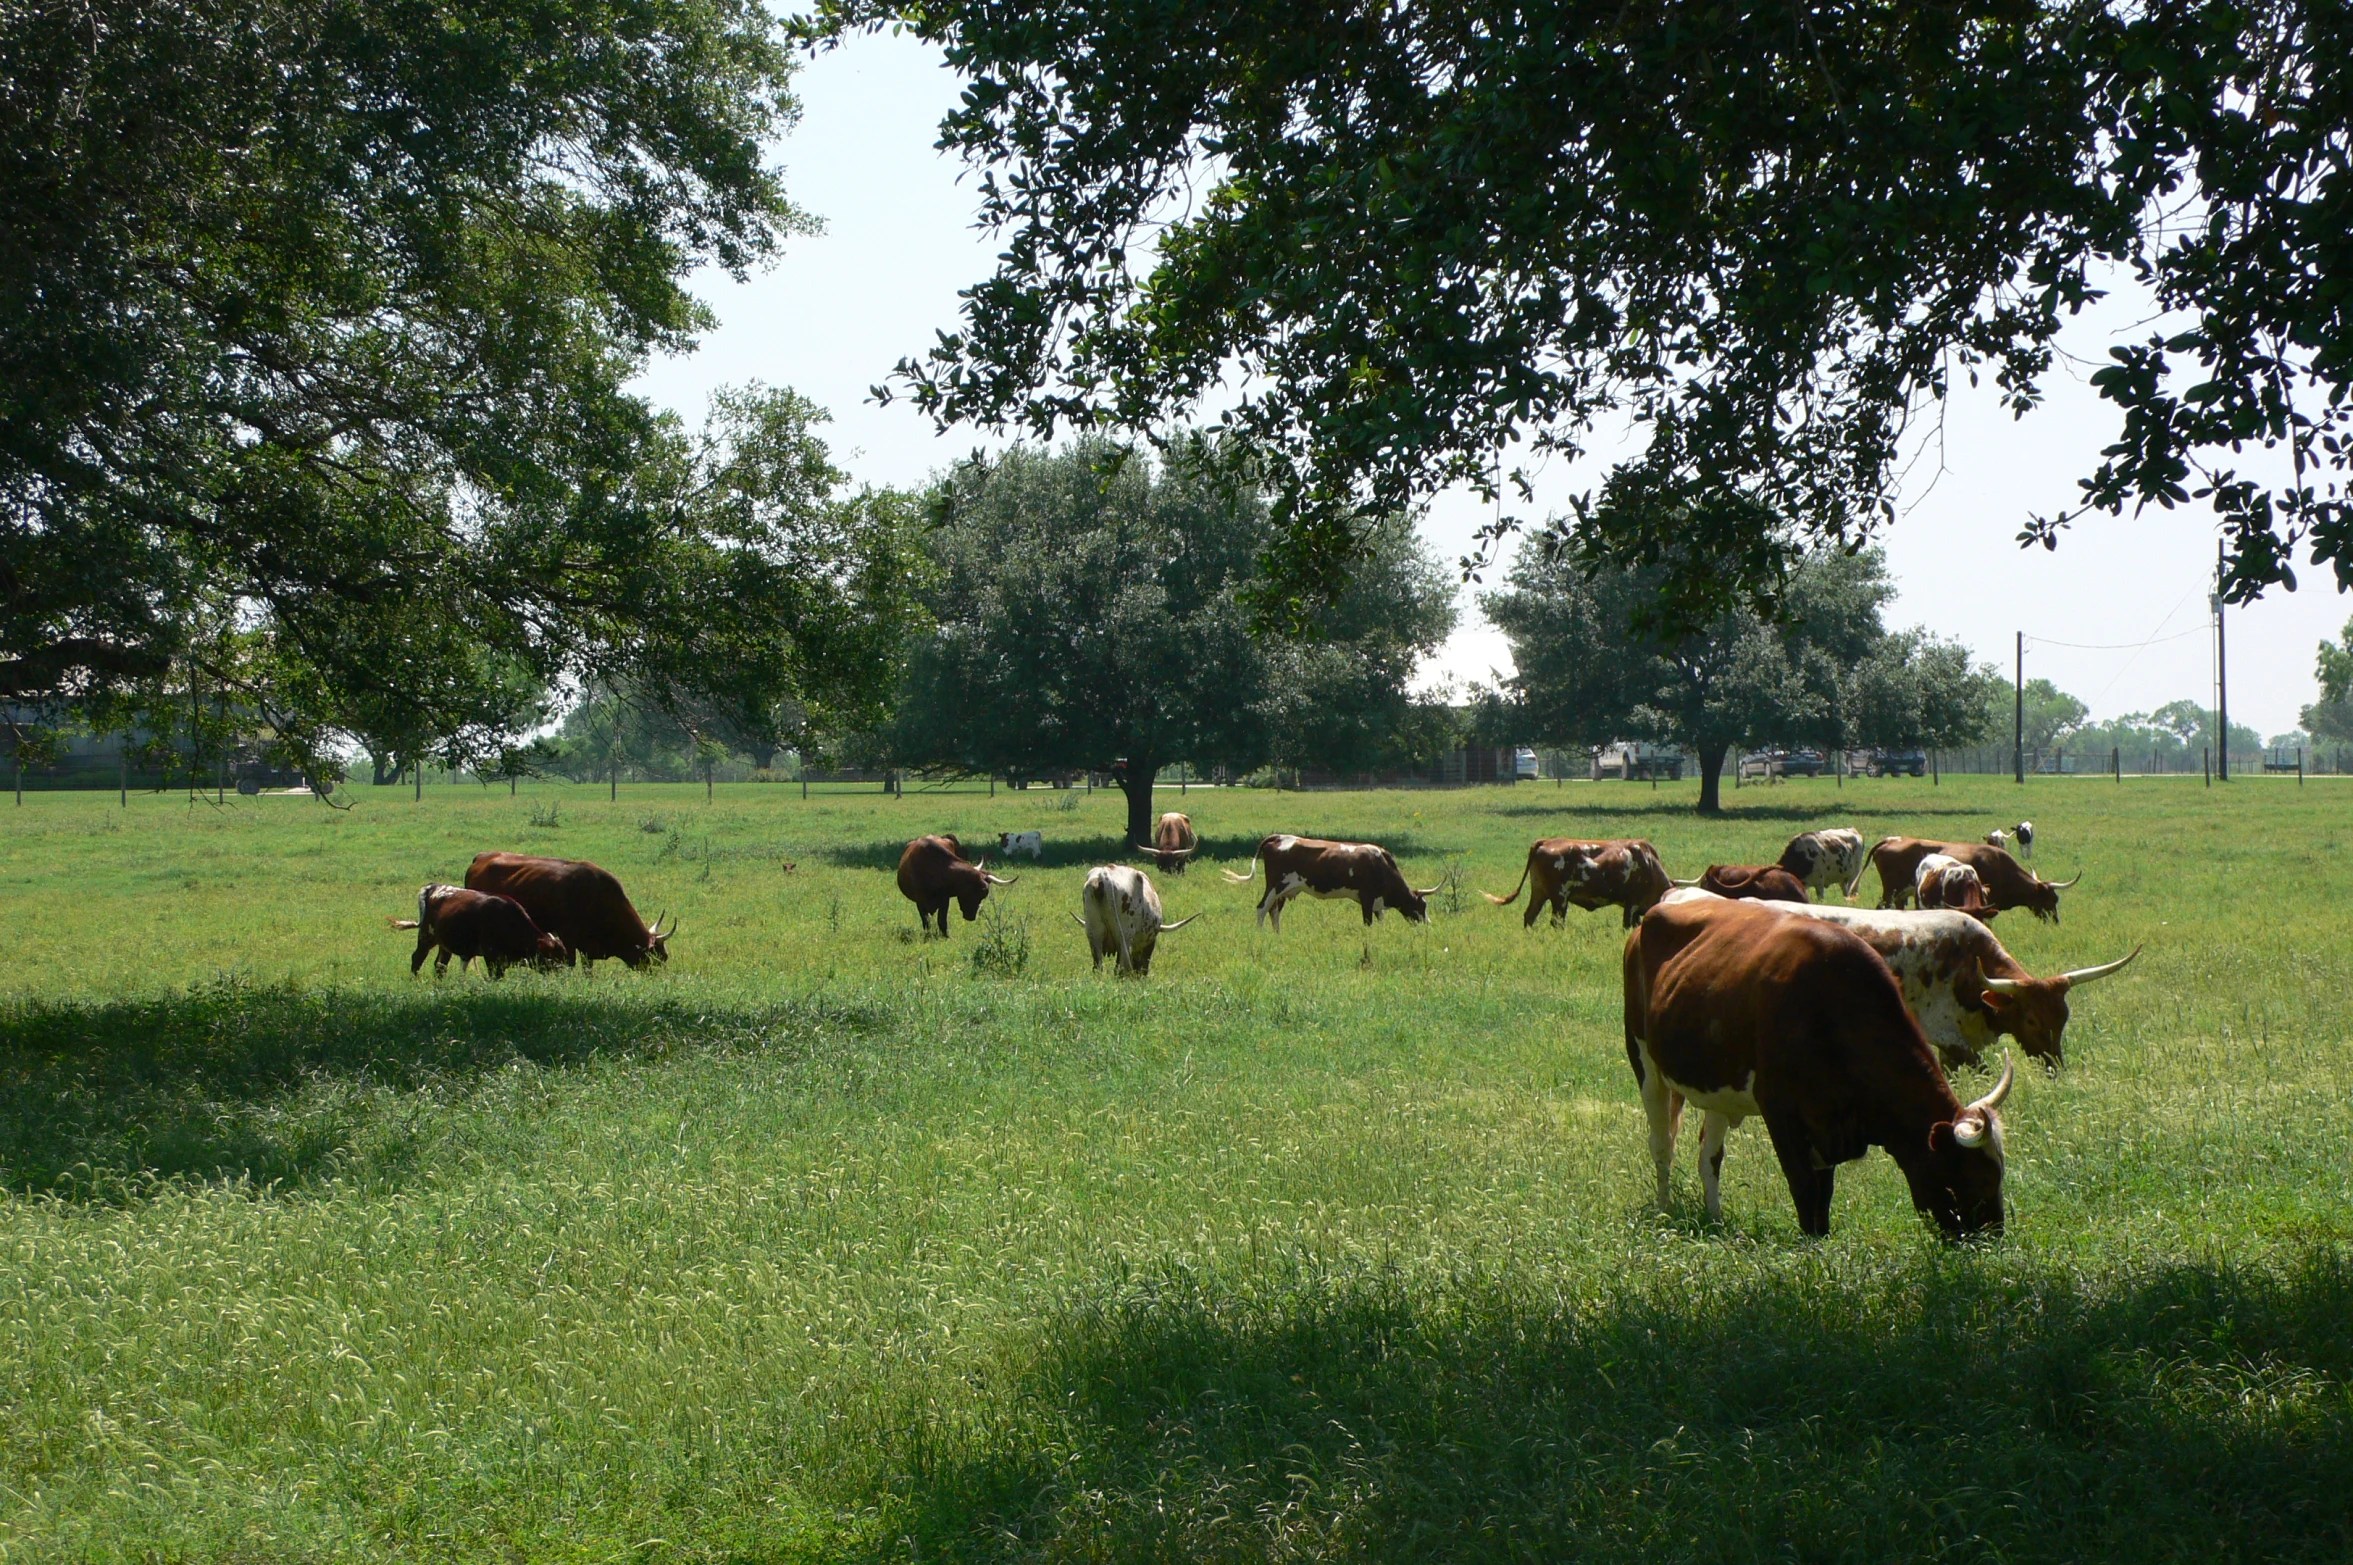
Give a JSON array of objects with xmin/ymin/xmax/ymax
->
[
  {"xmin": 1661, "ymin": 889, "xmax": 2138, "ymax": 1070},
  {"xmin": 1483, "ymin": 838, "xmax": 1670, "ymax": 929},
  {"xmin": 1133, "ymin": 812, "xmax": 1197, "ymax": 874},
  {"xmin": 1072, "ymin": 863, "xmax": 1198, "ymax": 975},
  {"xmin": 1223, "ymin": 834, "xmax": 1435, "ymax": 928},
  {"xmin": 465, "ymin": 853, "xmax": 674, "ymax": 969},
  {"xmin": 1624, "ymin": 897, "xmax": 2015, "ymax": 1236},
  {"xmin": 896, "ymin": 834, "xmax": 1017, "ymax": 937},
  {"xmin": 1777, "ymin": 828, "xmax": 1869, "ymax": 900},
  {"xmin": 1914, "ymin": 853, "xmax": 1993, "ymax": 921},
  {"xmin": 1868, "ymin": 837, "xmax": 2080, "ymax": 921},
  {"xmin": 1674, "ymin": 863, "xmax": 1811, "ymax": 903},
  {"xmin": 391, "ymin": 884, "xmax": 568, "ymax": 978}
]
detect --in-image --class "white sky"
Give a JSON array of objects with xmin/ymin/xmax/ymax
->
[{"xmin": 632, "ymin": 31, "xmax": 2352, "ymax": 739}]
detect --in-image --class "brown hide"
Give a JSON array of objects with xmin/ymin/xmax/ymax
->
[
  {"xmin": 1627, "ymin": 899, "xmax": 2007, "ymax": 1238},
  {"xmin": 1697, "ymin": 864, "xmax": 1811, "ymax": 903},
  {"xmin": 897, "ymin": 834, "xmax": 1011, "ymax": 937},
  {"xmin": 1237, "ymin": 835, "xmax": 1430, "ymax": 927},
  {"xmin": 1153, "ymin": 812, "xmax": 1196, "ymax": 874},
  {"xmin": 1869, "ymin": 838, "xmax": 2067, "ymax": 921},
  {"xmin": 1486, "ymin": 838, "xmax": 1669, "ymax": 929},
  {"xmin": 466, "ymin": 854, "xmax": 669, "ymax": 968},
  {"xmin": 404, "ymin": 885, "xmax": 567, "ymax": 977}
]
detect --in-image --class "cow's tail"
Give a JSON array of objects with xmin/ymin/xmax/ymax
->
[
  {"xmin": 387, "ymin": 918, "xmax": 420, "ymax": 931},
  {"xmin": 1221, "ymin": 855, "xmax": 1259, "ymax": 885},
  {"xmin": 1481, "ymin": 859, "xmax": 1532, "ymax": 906},
  {"xmin": 1842, "ymin": 849, "xmax": 1878, "ymax": 900}
]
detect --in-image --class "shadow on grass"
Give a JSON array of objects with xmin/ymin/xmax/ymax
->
[
  {"xmin": 1494, "ymin": 795, "xmax": 1995, "ymax": 824},
  {"xmin": 843, "ymin": 1249, "xmax": 2353, "ymax": 1562},
  {"xmin": 0, "ymin": 979, "xmax": 887, "ymax": 1200},
  {"xmin": 819, "ymin": 833, "xmax": 1459, "ymax": 873}
]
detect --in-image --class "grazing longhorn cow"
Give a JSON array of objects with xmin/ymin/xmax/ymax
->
[
  {"xmin": 896, "ymin": 834, "xmax": 1017, "ymax": 936},
  {"xmin": 464, "ymin": 853, "xmax": 673, "ymax": 969},
  {"xmin": 390, "ymin": 884, "xmax": 568, "ymax": 977},
  {"xmin": 1223, "ymin": 834, "xmax": 1435, "ymax": 928},
  {"xmin": 1624, "ymin": 897, "xmax": 2015, "ymax": 1236},
  {"xmin": 1868, "ymin": 838, "xmax": 2079, "ymax": 921},
  {"xmin": 1914, "ymin": 854, "xmax": 1993, "ymax": 921},
  {"xmin": 1072, "ymin": 863, "xmax": 1198, "ymax": 974},
  {"xmin": 1483, "ymin": 838, "xmax": 1670, "ymax": 929},
  {"xmin": 1675, "ymin": 864, "xmax": 1811, "ymax": 903},
  {"xmin": 1136, "ymin": 811, "xmax": 1197, "ymax": 874},
  {"xmin": 998, "ymin": 830, "xmax": 1045, "ymax": 860},
  {"xmin": 1776, "ymin": 828, "xmax": 1869, "ymax": 900},
  {"xmin": 1660, "ymin": 889, "xmax": 2139, "ymax": 1070}
]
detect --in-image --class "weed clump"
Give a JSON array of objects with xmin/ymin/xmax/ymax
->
[
  {"xmin": 969, "ymin": 898, "xmax": 1030, "ymax": 978},
  {"xmin": 527, "ymin": 800, "xmax": 561, "ymax": 829}
]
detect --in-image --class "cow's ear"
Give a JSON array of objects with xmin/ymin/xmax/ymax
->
[
  {"xmin": 1975, "ymin": 988, "xmax": 2012, "ymax": 1016},
  {"xmin": 1927, "ymin": 1122, "xmax": 1958, "ymax": 1154}
]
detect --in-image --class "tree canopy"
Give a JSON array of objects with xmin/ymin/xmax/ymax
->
[
  {"xmin": 2303, "ymin": 617, "xmax": 2353, "ymax": 745},
  {"xmin": 890, "ymin": 438, "xmax": 1455, "ymax": 846},
  {"xmin": 1, "ymin": 0, "xmax": 914, "ymax": 783},
  {"xmin": 814, "ymin": 0, "xmax": 2353, "ymax": 621},
  {"xmin": 1485, "ymin": 538, "xmax": 1991, "ymax": 810}
]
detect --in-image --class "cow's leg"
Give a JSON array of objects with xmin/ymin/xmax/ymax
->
[
  {"xmin": 1639, "ymin": 1050, "xmax": 1680, "ymax": 1210},
  {"xmin": 1115, "ymin": 923, "xmax": 1134, "ymax": 975},
  {"xmin": 1697, "ymin": 1111, "xmax": 1735, "ymax": 1223},
  {"xmin": 1550, "ymin": 891, "xmax": 1569, "ymax": 929},
  {"xmin": 411, "ymin": 930, "xmax": 433, "ymax": 974},
  {"xmin": 1762, "ymin": 1113, "xmax": 1836, "ymax": 1237}
]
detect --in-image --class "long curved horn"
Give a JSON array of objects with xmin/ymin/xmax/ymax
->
[
  {"xmin": 1981, "ymin": 975, "xmax": 2024, "ymax": 994},
  {"xmin": 1965, "ymin": 1053, "xmax": 2016, "ymax": 1121},
  {"xmin": 1413, "ymin": 884, "xmax": 1442, "ymax": 898},
  {"xmin": 2044, "ymin": 870, "xmax": 2083, "ymax": 890},
  {"xmin": 651, "ymin": 910, "xmax": 668, "ymax": 936},
  {"xmin": 1131, "ymin": 841, "xmax": 1195, "ymax": 858},
  {"xmin": 2058, "ymin": 944, "xmax": 2141, "ymax": 989},
  {"xmin": 1159, "ymin": 913, "xmax": 1200, "ymax": 932},
  {"xmin": 1670, "ymin": 876, "xmax": 1703, "ymax": 888},
  {"xmin": 983, "ymin": 872, "xmax": 1018, "ymax": 886},
  {"xmin": 1070, "ymin": 912, "xmax": 1087, "ymax": 927}
]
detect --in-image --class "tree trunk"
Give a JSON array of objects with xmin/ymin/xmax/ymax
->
[
  {"xmin": 750, "ymin": 743, "xmax": 777, "ymax": 771},
  {"xmin": 1120, "ymin": 759, "xmax": 1157, "ymax": 856},
  {"xmin": 1695, "ymin": 742, "xmax": 1731, "ymax": 813}
]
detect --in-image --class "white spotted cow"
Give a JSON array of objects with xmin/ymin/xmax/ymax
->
[
  {"xmin": 998, "ymin": 830, "xmax": 1045, "ymax": 860},
  {"xmin": 1914, "ymin": 853, "xmax": 1992, "ymax": 921},
  {"xmin": 1072, "ymin": 863, "xmax": 1197, "ymax": 975},
  {"xmin": 1775, "ymin": 827, "xmax": 1870, "ymax": 900}
]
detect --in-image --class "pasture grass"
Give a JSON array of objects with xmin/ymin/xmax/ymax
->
[{"xmin": 0, "ymin": 773, "xmax": 2348, "ymax": 1560}]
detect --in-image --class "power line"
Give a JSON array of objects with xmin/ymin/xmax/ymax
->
[{"xmin": 2025, "ymin": 626, "xmax": 2202, "ymax": 652}]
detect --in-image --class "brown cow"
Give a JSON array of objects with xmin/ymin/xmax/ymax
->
[
  {"xmin": 1484, "ymin": 838, "xmax": 1670, "ymax": 929},
  {"xmin": 390, "ymin": 884, "xmax": 568, "ymax": 978},
  {"xmin": 1624, "ymin": 897, "xmax": 2014, "ymax": 1236},
  {"xmin": 897, "ymin": 834, "xmax": 1017, "ymax": 936},
  {"xmin": 1133, "ymin": 811, "xmax": 1197, "ymax": 874},
  {"xmin": 1914, "ymin": 854, "xmax": 1993, "ymax": 922},
  {"xmin": 1223, "ymin": 834, "xmax": 1434, "ymax": 928},
  {"xmin": 1868, "ymin": 838, "xmax": 2080, "ymax": 921},
  {"xmin": 464, "ymin": 853, "xmax": 674, "ymax": 969},
  {"xmin": 1678, "ymin": 863, "xmax": 1810, "ymax": 903}
]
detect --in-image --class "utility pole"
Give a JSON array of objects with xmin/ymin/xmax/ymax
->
[
  {"xmin": 2014, "ymin": 632, "xmax": 2025, "ymax": 784},
  {"xmin": 2213, "ymin": 539, "xmax": 2230, "ymax": 782}
]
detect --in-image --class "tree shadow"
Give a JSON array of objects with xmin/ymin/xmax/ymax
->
[
  {"xmin": 1494, "ymin": 796, "xmax": 1992, "ymax": 824},
  {"xmin": 819, "ymin": 833, "xmax": 1456, "ymax": 872},
  {"xmin": 0, "ymin": 980, "xmax": 885, "ymax": 1201},
  {"xmin": 843, "ymin": 1249, "xmax": 2353, "ymax": 1562}
]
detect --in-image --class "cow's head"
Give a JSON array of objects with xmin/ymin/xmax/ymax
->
[
  {"xmin": 1398, "ymin": 881, "xmax": 1439, "ymax": 923},
  {"xmin": 1979, "ymin": 946, "xmax": 2138, "ymax": 1068},
  {"xmin": 2014, "ymin": 869, "xmax": 2079, "ymax": 922},
  {"xmin": 1918, "ymin": 1055, "xmax": 2014, "ymax": 1237},
  {"xmin": 960, "ymin": 864, "xmax": 1018, "ymax": 919},
  {"xmin": 532, "ymin": 931, "xmax": 570, "ymax": 970},
  {"xmin": 646, "ymin": 911, "xmax": 675, "ymax": 964}
]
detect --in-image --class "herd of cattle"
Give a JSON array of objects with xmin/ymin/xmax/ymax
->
[{"xmin": 390, "ymin": 814, "xmax": 2138, "ymax": 1241}]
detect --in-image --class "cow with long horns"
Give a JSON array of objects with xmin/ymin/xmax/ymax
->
[
  {"xmin": 1072, "ymin": 863, "xmax": 1197, "ymax": 974},
  {"xmin": 1914, "ymin": 853, "xmax": 1993, "ymax": 921},
  {"xmin": 1135, "ymin": 812, "xmax": 1197, "ymax": 874},
  {"xmin": 897, "ymin": 834, "xmax": 1017, "ymax": 937},
  {"xmin": 464, "ymin": 853, "xmax": 674, "ymax": 970},
  {"xmin": 1484, "ymin": 838, "xmax": 1669, "ymax": 929},
  {"xmin": 1661, "ymin": 888, "xmax": 2139, "ymax": 1070},
  {"xmin": 1672, "ymin": 864, "xmax": 1811, "ymax": 903},
  {"xmin": 1868, "ymin": 838, "xmax": 2079, "ymax": 921},
  {"xmin": 1224, "ymin": 834, "xmax": 1435, "ymax": 928},
  {"xmin": 1625, "ymin": 897, "xmax": 2016, "ymax": 1236}
]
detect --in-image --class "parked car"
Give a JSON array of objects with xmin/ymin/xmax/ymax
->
[
  {"xmin": 1867, "ymin": 748, "xmax": 1927, "ymax": 778},
  {"xmin": 1738, "ymin": 749, "xmax": 1785, "ymax": 780},
  {"xmin": 1513, "ymin": 746, "xmax": 1541, "ymax": 781},
  {"xmin": 1594, "ymin": 741, "xmax": 1683, "ymax": 781},
  {"xmin": 1783, "ymin": 748, "xmax": 1825, "ymax": 778}
]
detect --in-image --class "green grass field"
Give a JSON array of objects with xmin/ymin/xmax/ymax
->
[{"xmin": 1, "ymin": 774, "xmax": 2348, "ymax": 1562}]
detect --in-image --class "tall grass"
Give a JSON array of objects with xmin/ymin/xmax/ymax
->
[{"xmin": 0, "ymin": 776, "xmax": 2347, "ymax": 1560}]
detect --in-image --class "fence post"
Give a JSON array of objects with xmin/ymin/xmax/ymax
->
[
  {"xmin": 2298, "ymin": 746, "xmax": 2304, "ymax": 786},
  {"xmin": 120, "ymin": 749, "xmax": 128, "ymax": 808},
  {"xmin": 2203, "ymin": 747, "xmax": 2211, "ymax": 787},
  {"xmin": 2113, "ymin": 746, "xmax": 2120, "ymax": 783}
]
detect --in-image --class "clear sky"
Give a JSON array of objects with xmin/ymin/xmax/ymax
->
[{"xmin": 632, "ymin": 30, "xmax": 2352, "ymax": 740}]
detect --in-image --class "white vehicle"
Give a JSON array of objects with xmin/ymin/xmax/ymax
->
[
  {"xmin": 1513, "ymin": 746, "xmax": 1540, "ymax": 781},
  {"xmin": 1593, "ymin": 741, "xmax": 1683, "ymax": 782}
]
